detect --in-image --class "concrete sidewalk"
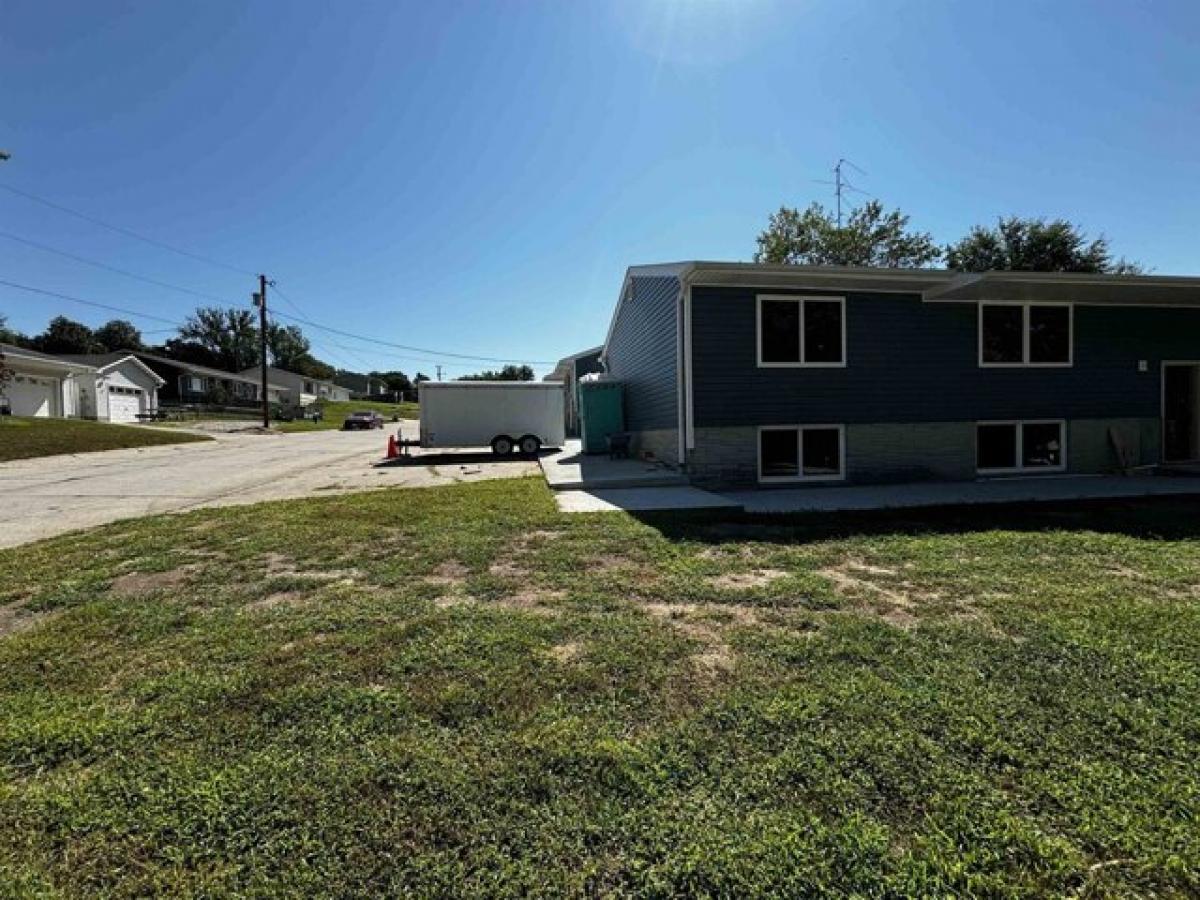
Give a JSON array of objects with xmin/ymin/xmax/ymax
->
[{"xmin": 722, "ymin": 475, "xmax": 1200, "ymax": 514}]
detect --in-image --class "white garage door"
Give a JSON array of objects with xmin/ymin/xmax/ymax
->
[
  {"xmin": 108, "ymin": 386, "xmax": 145, "ymax": 423},
  {"xmin": 7, "ymin": 375, "xmax": 57, "ymax": 417}
]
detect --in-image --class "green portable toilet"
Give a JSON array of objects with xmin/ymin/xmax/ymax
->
[{"xmin": 579, "ymin": 380, "xmax": 624, "ymax": 454}]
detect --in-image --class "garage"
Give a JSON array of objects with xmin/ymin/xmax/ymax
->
[
  {"xmin": 54, "ymin": 351, "xmax": 165, "ymax": 422},
  {"xmin": 7, "ymin": 374, "xmax": 59, "ymax": 417},
  {"xmin": 107, "ymin": 385, "xmax": 145, "ymax": 423}
]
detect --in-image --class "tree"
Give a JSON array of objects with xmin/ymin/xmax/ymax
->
[
  {"xmin": 458, "ymin": 364, "xmax": 534, "ymax": 382},
  {"xmin": 290, "ymin": 353, "xmax": 336, "ymax": 380},
  {"xmin": 370, "ymin": 370, "xmax": 413, "ymax": 394},
  {"xmin": 157, "ymin": 337, "xmax": 225, "ymax": 369},
  {"xmin": 0, "ymin": 314, "xmax": 27, "ymax": 347},
  {"xmin": 414, "ymin": 372, "xmax": 430, "ymax": 384},
  {"xmin": 754, "ymin": 200, "xmax": 941, "ymax": 268},
  {"xmin": 32, "ymin": 316, "xmax": 103, "ymax": 354},
  {"xmin": 945, "ymin": 217, "xmax": 1143, "ymax": 274},
  {"xmin": 179, "ymin": 307, "xmax": 260, "ymax": 371},
  {"xmin": 265, "ymin": 324, "xmax": 311, "ymax": 370},
  {"xmin": 0, "ymin": 317, "xmax": 12, "ymax": 404},
  {"xmin": 95, "ymin": 319, "xmax": 144, "ymax": 352}
]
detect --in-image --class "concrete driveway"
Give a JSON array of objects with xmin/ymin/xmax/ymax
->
[{"xmin": 0, "ymin": 424, "xmax": 538, "ymax": 549}]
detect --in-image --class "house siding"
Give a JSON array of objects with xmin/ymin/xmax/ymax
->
[
  {"xmin": 603, "ymin": 274, "xmax": 680, "ymax": 461},
  {"xmin": 683, "ymin": 285, "xmax": 1198, "ymax": 485},
  {"xmin": 691, "ymin": 286, "xmax": 1200, "ymax": 425},
  {"xmin": 688, "ymin": 418, "xmax": 1161, "ymax": 486}
]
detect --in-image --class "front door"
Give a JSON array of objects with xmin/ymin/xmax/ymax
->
[{"xmin": 1163, "ymin": 363, "xmax": 1200, "ymax": 462}]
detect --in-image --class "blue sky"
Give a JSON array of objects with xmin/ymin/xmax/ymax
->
[{"xmin": 2, "ymin": 0, "xmax": 1197, "ymax": 377}]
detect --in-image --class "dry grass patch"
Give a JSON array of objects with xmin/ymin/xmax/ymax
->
[
  {"xmin": 707, "ymin": 569, "xmax": 788, "ymax": 590},
  {"xmin": 488, "ymin": 559, "xmax": 530, "ymax": 578},
  {"xmin": 494, "ymin": 589, "xmax": 566, "ymax": 615},
  {"xmin": 246, "ymin": 590, "xmax": 310, "ymax": 612},
  {"xmin": 547, "ymin": 641, "xmax": 583, "ymax": 663},
  {"xmin": 584, "ymin": 553, "xmax": 637, "ymax": 572},
  {"xmin": 423, "ymin": 560, "xmax": 470, "ymax": 586},
  {"xmin": 109, "ymin": 565, "xmax": 200, "ymax": 597},
  {"xmin": 0, "ymin": 601, "xmax": 56, "ymax": 639}
]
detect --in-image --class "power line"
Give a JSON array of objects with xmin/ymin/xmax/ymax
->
[
  {"xmin": 1, "ymin": 183, "xmax": 553, "ymax": 367},
  {"xmin": 0, "ymin": 182, "xmax": 257, "ymax": 277},
  {"xmin": 0, "ymin": 229, "xmax": 236, "ymax": 305},
  {"xmin": 0, "ymin": 277, "xmax": 182, "ymax": 326},
  {"xmin": 268, "ymin": 306, "xmax": 554, "ymax": 365}
]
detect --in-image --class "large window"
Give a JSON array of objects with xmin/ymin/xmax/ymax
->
[
  {"xmin": 758, "ymin": 425, "xmax": 845, "ymax": 482},
  {"xmin": 979, "ymin": 303, "xmax": 1072, "ymax": 366},
  {"xmin": 976, "ymin": 420, "xmax": 1066, "ymax": 473},
  {"xmin": 757, "ymin": 296, "xmax": 845, "ymax": 367}
]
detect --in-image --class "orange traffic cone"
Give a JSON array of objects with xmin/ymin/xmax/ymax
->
[{"xmin": 386, "ymin": 434, "xmax": 399, "ymax": 459}]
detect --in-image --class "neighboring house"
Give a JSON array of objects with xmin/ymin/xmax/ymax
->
[
  {"xmin": 545, "ymin": 345, "xmax": 603, "ymax": 436},
  {"xmin": 55, "ymin": 353, "xmax": 166, "ymax": 423},
  {"xmin": 130, "ymin": 352, "xmax": 286, "ymax": 405},
  {"xmin": 601, "ymin": 262, "xmax": 1200, "ymax": 486},
  {"xmin": 238, "ymin": 367, "xmax": 352, "ymax": 407},
  {"xmin": 0, "ymin": 343, "xmax": 94, "ymax": 418}
]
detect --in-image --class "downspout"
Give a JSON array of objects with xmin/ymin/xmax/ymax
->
[{"xmin": 676, "ymin": 264, "xmax": 697, "ymax": 469}]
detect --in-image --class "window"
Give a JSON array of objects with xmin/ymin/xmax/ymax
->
[
  {"xmin": 979, "ymin": 303, "xmax": 1072, "ymax": 366},
  {"xmin": 758, "ymin": 425, "xmax": 845, "ymax": 482},
  {"xmin": 976, "ymin": 421, "xmax": 1065, "ymax": 473},
  {"xmin": 757, "ymin": 296, "xmax": 845, "ymax": 367}
]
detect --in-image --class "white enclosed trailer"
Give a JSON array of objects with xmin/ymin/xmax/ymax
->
[{"xmin": 418, "ymin": 381, "xmax": 566, "ymax": 455}]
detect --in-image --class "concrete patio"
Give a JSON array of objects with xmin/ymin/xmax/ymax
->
[
  {"xmin": 540, "ymin": 439, "xmax": 687, "ymax": 490},
  {"xmin": 722, "ymin": 474, "xmax": 1200, "ymax": 515}
]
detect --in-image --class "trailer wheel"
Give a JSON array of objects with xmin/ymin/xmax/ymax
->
[
  {"xmin": 491, "ymin": 435, "xmax": 514, "ymax": 456},
  {"xmin": 518, "ymin": 435, "xmax": 541, "ymax": 456}
]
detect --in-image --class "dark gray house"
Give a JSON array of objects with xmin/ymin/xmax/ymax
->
[{"xmin": 601, "ymin": 262, "xmax": 1200, "ymax": 486}]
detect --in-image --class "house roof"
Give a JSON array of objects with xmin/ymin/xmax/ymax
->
[
  {"xmin": 602, "ymin": 261, "xmax": 1200, "ymax": 362},
  {"xmin": 924, "ymin": 270, "xmax": 1200, "ymax": 306},
  {"xmin": 0, "ymin": 343, "xmax": 97, "ymax": 371},
  {"xmin": 544, "ymin": 345, "xmax": 603, "ymax": 382},
  {"xmin": 132, "ymin": 352, "xmax": 287, "ymax": 389},
  {"xmin": 238, "ymin": 366, "xmax": 347, "ymax": 391},
  {"xmin": 55, "ymin": 352, "xmax": 166, "ymax": 385}
]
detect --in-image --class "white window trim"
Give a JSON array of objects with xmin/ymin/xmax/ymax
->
[
  {"xmin": 976, "ymin": 419, "xmax": 1068, "ymax": 474},
  {"xmin": 978, "ymin": 302, "xmax": 1073, "ymax": 368},
  {"xmin": 756, "ymin": 295, "xmax": 847, "ymax": 369},
  {"xmin": 757, "ymin": 424, "xmax": 847, "ymax": 483}
]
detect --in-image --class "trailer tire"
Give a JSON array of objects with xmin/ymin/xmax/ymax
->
[
  {"xmin": 491, "ymin": 435, "xmax": 514, "ymax": 456},
  {"xmin": 518, "ymin": 435, "xmax": 541, "ymax": 456}
]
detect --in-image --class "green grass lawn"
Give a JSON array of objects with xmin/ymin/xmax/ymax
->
[
  {"xmin": 2, "ymin": 478, "xmax": 1198, "ymax": 896},
  {"xmin": 0, "ymin": 416, "xmax": 211, "ymax": 462},
  {"xmin": 276, "ymin": 399, "xmax": 419, "ymax": 433}
]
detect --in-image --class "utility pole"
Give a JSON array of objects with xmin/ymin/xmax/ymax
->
[
  {"xmin": 831, "ymin": 158, "xmax": 866, "ymax": 228},
  {"xmin": 436, "ymin": 364, "xmax": 443, "ymax": 382},
  {"xmin": 834, "ymin": 159, "xmax": 845, "ymax": 228},
  {"xmin": 256, "ymin": 274, "xmax": 270, "ymax": 428}
]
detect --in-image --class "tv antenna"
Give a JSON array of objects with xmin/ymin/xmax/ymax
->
[{"xmin": 813, "ymin": 158, "xmax": 868, "ymax": 227}]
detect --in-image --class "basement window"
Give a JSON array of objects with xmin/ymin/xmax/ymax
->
[
  {"xmin": 759, "ymin": 425, "xmax": 845, "ymax": 482},
  {"xmin": 976, "ymin": 420, "xmax": 1066, "ymax": 473},
  {"xmin": 757, "ymin": 296, "xmax": 845, "ymax": 366},
  {"xmin": 979, "ymin": 303, "xmax": 1072, "ymax": 366}
]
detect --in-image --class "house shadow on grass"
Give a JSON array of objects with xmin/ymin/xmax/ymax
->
[{"xmin": 630, "ymin": 495, "xmax": 1200, "ymax": 546}]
